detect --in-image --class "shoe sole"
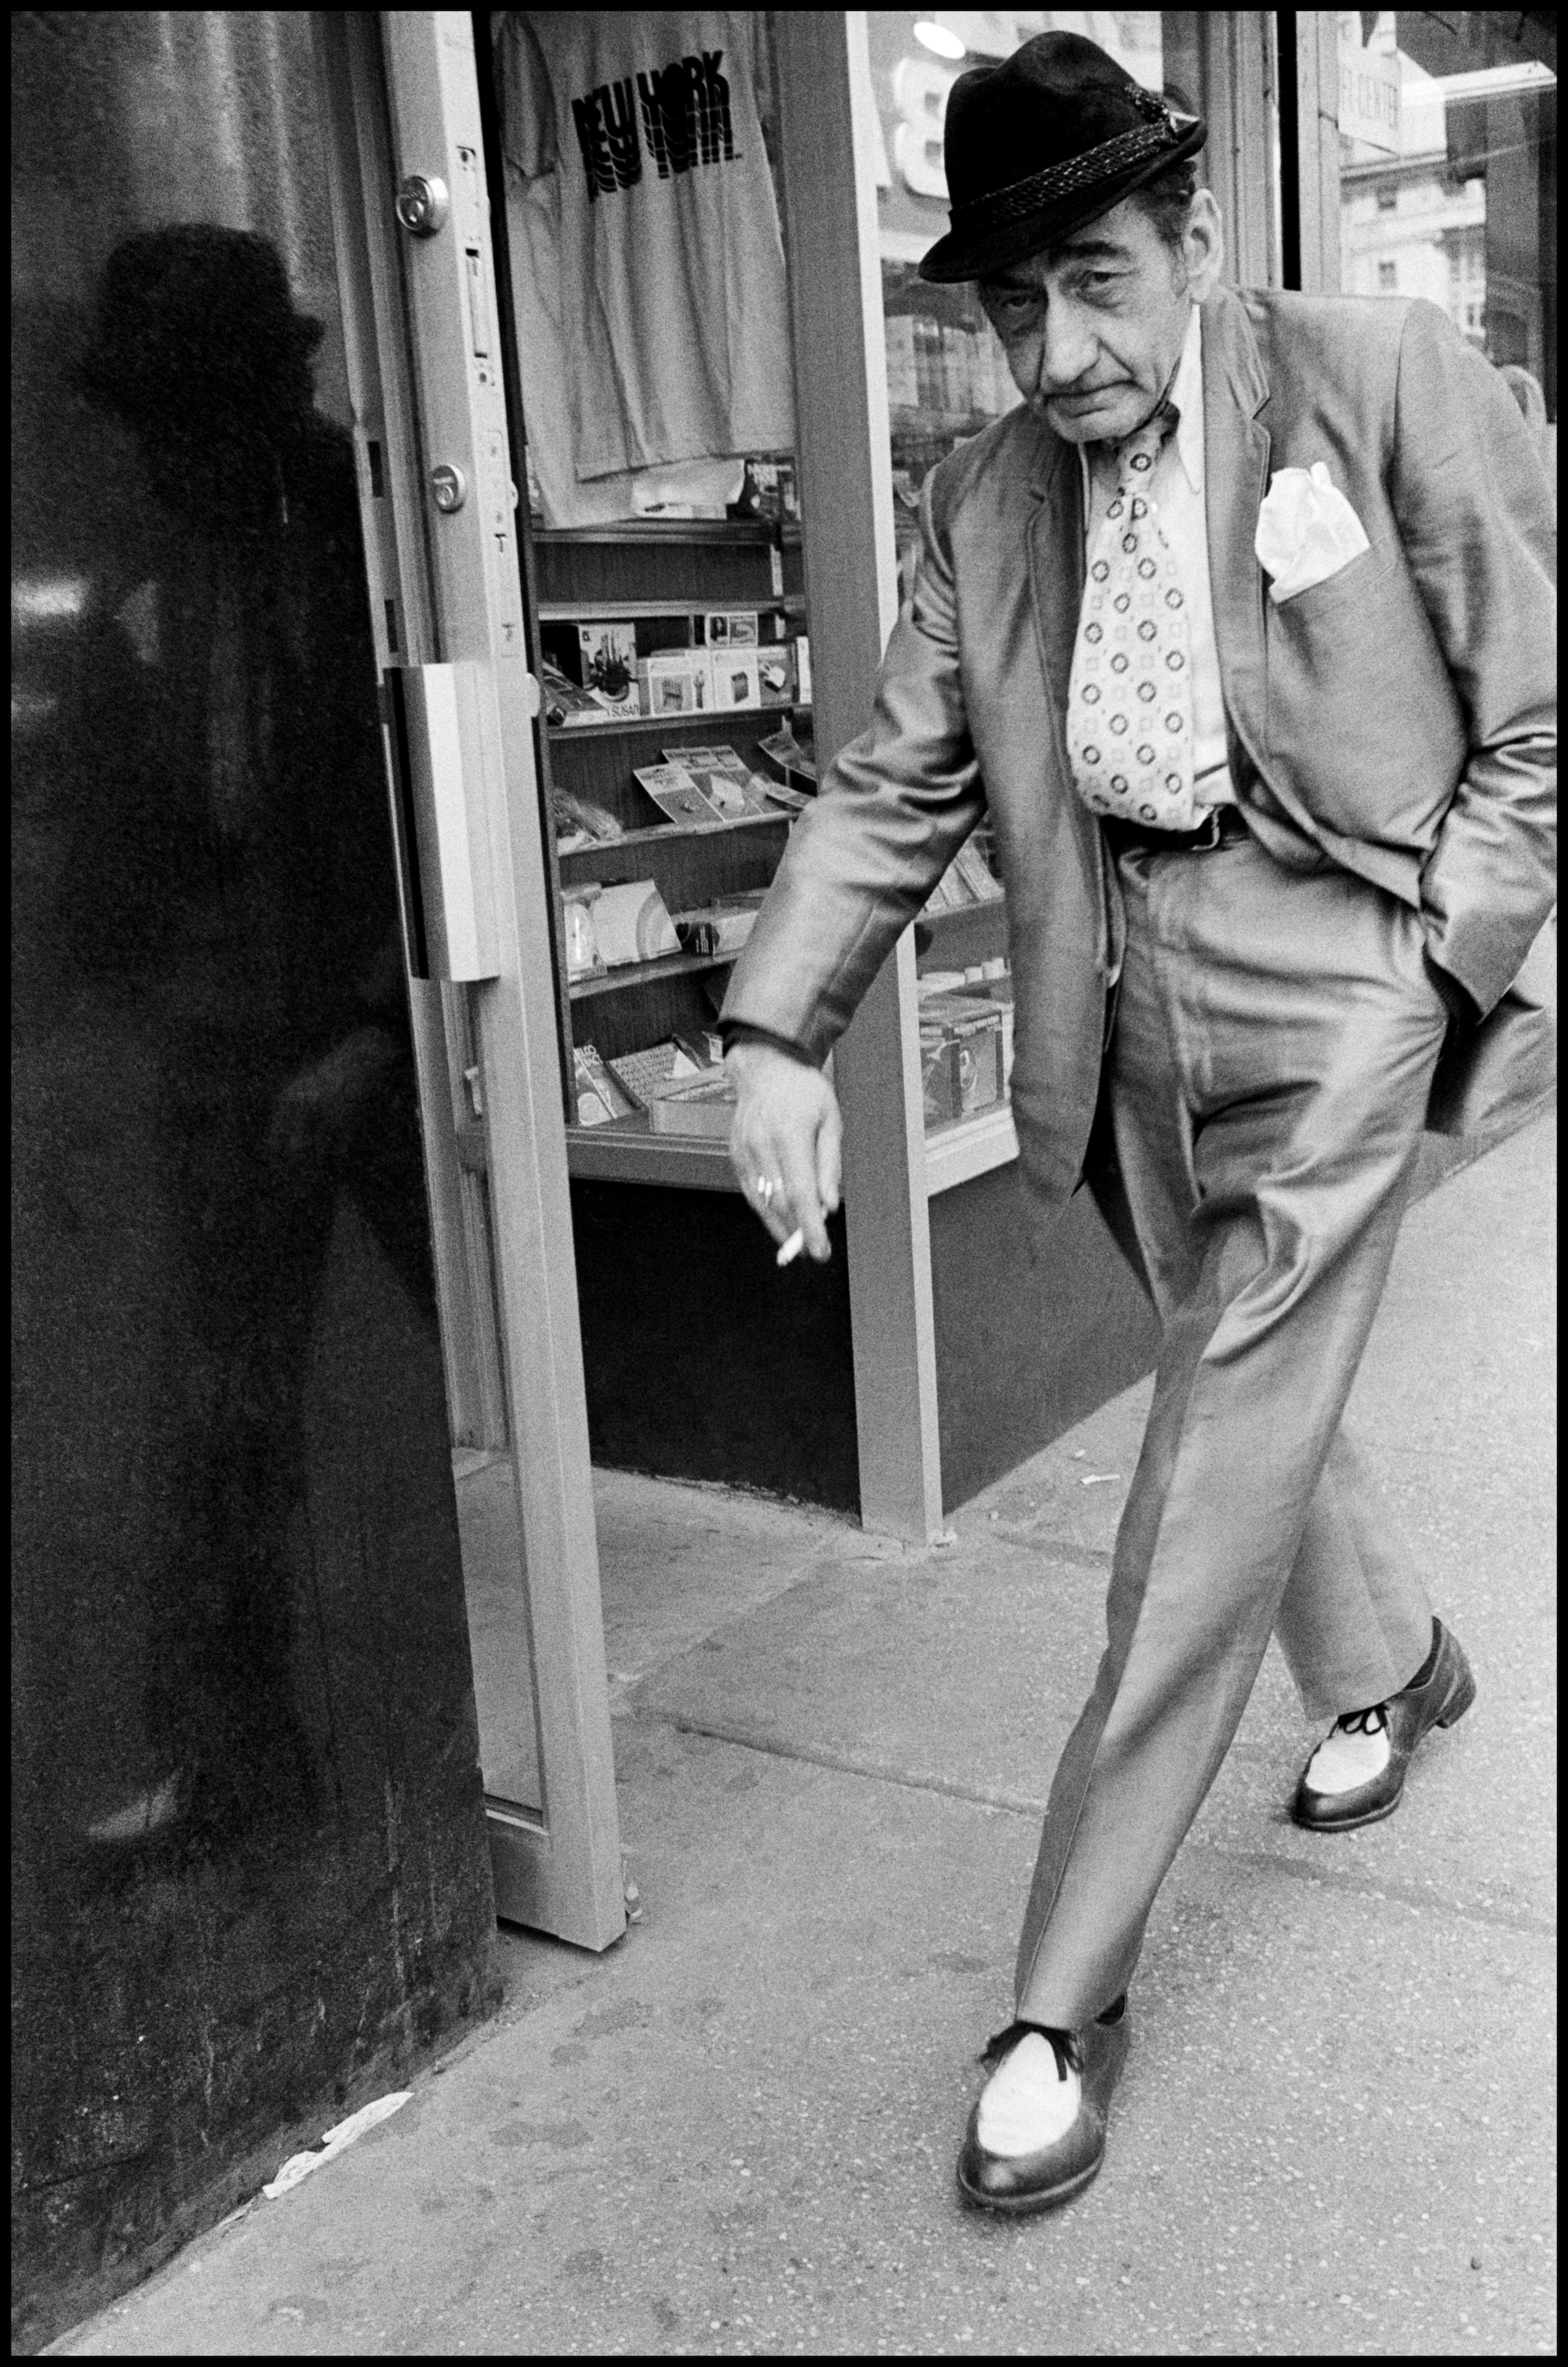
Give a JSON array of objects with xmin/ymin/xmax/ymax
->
[
  {"xmin": 955, "ymin": 2152, "xmax": 1105, "ymax": 2216},
  {"xmin": 1292, "ymin": 1661, "xmax": 1477, "ymax": 1833}
]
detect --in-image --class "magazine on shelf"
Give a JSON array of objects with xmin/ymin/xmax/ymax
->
[{"xmin": 632, "ymin": 763, "xmax": 726, "ymax": 828}]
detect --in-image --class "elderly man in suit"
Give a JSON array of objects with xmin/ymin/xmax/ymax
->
[{"xmin": 719, "ymin": 31, "xmax": 1556, "ymax": 2212}]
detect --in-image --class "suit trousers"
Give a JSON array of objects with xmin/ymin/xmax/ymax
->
[{"xmin": 1014, "ymin": 829, "xmax": 1448, "ymax": 2031}]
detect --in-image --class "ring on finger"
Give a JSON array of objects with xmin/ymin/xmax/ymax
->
[{"xmin": 755, "ymin": 1175, "xmax": 776, "ymax": 1204}]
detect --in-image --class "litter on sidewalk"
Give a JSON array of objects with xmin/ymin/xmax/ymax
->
[{"xmin": 261, "ymin": 2092, "xmax": 412, "ymax": 2200}]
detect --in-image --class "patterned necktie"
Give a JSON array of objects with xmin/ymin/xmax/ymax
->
[{"xmin": 1066, "ymin": 408, "xmax": 1202, "ymax": 832}]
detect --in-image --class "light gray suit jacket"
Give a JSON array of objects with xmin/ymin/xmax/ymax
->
[{"xmin": 721, "ymin": 285, "xmax": 1557, "ymax": 1231}]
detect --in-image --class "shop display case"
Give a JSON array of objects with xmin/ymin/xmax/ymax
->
[{"xmin": 527, "ymin": 514, "xmax": 812, "ymax": 1187}]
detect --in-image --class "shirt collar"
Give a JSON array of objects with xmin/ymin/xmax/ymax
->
[{"xmin": 1167, "ymin": 302, "xmax": 1204, "ymax": 495}]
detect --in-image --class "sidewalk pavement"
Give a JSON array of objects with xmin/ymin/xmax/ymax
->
[{"xmin": 54, "ymin": 1116, "xmax": 1556, "ymax": 2358}]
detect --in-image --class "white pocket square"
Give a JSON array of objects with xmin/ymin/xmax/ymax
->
[{"xmin": 1254, "ymin": 462, "xmax": 1371, "ymax": 606}]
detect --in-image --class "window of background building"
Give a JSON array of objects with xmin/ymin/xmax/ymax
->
[{"xmin": 1336, "ymin": 9, "xmax": 1556, "ymax": 488}]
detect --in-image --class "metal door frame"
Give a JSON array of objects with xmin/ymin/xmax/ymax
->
[{"xmin": 316, "ymin": 8, "xmax": 623, "ymax": 1950}]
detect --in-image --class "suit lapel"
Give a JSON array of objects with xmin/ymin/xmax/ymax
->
[
  {"xmin": 1026, "ymin": 428, "xmax": 1083, "ymax": 767},
  {"xmin": 1201, "ymin": 287, "xmax": 1272, "ymax": 772}
]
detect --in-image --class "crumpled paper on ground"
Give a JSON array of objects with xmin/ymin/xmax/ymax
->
[
  {"xmin": 263, "ymin": 2091, "xmax": 412, "ymax": 2199},
  {"xmin": 1254, "ymin": 461, "xmax": 1371, "ymax": 604}
]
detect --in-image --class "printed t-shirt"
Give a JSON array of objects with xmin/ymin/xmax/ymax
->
[{"xmin": 498, "ymin": 11, "xmax": 794, "ymax": 483}]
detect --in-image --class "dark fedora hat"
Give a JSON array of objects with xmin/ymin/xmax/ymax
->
[{"xmin": 919, "ymin": 31, "xmax": 1205, "ymax": 284}]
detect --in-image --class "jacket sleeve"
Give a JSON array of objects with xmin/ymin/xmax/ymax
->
[
  {"xmin": 717, "ymin": 466, "xmax": 988, "ymax": 1066},
  {"xmin": 1390, "ymin": 301, "xmax": 1557, "ymax": 1016}
]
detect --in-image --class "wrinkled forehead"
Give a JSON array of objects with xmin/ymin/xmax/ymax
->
[{"xmin": 978, "ymin": 223, "xmax": 1143, "ymax": 296}]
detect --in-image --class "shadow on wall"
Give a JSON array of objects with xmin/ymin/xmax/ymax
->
[{"xmin": 12, "ymin": 18, "xmax": 498, "ymax": 2347}]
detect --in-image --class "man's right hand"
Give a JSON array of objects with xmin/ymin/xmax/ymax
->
[{"xmin": 726, "ymin": 1039, "xmax": 842, "ymax": 1262}]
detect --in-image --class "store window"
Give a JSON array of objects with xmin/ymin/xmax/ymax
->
[{"xmin": 1336, "ymin": 10, "xmax": 1556, "ymax": 471}]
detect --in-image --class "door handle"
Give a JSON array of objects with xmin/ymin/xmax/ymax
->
[{"xmin": 382, "ymin": 663, "xmax": 499, "ymax": 981}]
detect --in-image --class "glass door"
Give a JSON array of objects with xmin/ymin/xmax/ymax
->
[{"xmin": 318, "ymin": 9, "xmax": 624, "ymax": 1948}]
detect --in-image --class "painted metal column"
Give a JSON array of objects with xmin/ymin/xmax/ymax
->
[{"xmin": 772, "ymin": 11, "xmax": 945, "ymax": 1543}]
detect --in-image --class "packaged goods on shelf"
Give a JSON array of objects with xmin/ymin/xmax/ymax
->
[
  {"xmin": 552, "ymin": 786, "xmax": 624, "ymax": 847},
  {"xmin": 711, "ymin": 648, "xmax": 762, "ymax": 711},
  {"xmin": 759, "ymin": 719, "xmax": 816, "ymax": 787},
  {"xmin": 794, "ymin": 635, "xmax": 812, "ymax": 704},
  {"xmin": 919, "ymin": 994, "xmax": 1005, "ymax": 1128},
  {"xmin": 573, "ymin": 1045, "xmax": 636, "ymax": 1127},
  {"xmin": 561, "ymin": 884, "xmax": 606, "ymax": 982},
  {"xmin": 673, "ymin": 892, "xmax": 766, "ymax": 957},
  {"xmin": 729, "ymin": 459, "xmax": 798, "ymax": 521},
  {"xmin": 576, "ymin": 621, "xmax": 640, "ymax": 718},
  {"xmin": 704, "ymin": 610, "xmax": 759, "ymax": 648},
  {"xmin": 757, "ymin": 646, "xmax": 794, "ymax": 706},
  {"xmin": 885, "ymin": 314, "xmax": 919, "ymax": 409},
  {"xmin": 589, "ymin": 879, "xmax": 681, "ymax": 967},
  {"xmin": 638, "ymin": 650, "xmax": 713, "ymax": 716},
  {"xmin": 608, "ymin": 1039, "xmax": 711, "ymax": 1112},
  {"xmin": 542, "ymin": 657, "xmax": 622, "ymax": 728},
  {"xmin": 920, "ymin": 866, "xmax": 967, "ymax": 915},
  {"xmin": 685, "ymin": 765, "xmax": 778, "ymax": 821},
  {"xmin": 648, "ymin": 1071, "xmax": 738, "ymax": 1137},
  {"xmin": 953, "ymin": 962, "xmax": 1015, "ymax": 1087},
  {"xmin": 940, "ymin": 323, "xmax": 971, "ymax": 414}
]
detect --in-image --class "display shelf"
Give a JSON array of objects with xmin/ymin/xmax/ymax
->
[
  {"xmin": 564, "ymin": 1122, "xmax": 741, "ymax": 1193},
  {"xmin": 557, "ymin": 810, "xmax": 790, "ymax": 860},
  {"xmin": 533, "ymin": 519, "xmax": 802, "ymax": 548},
  {"xmin": 568, "ymin": 949, "xmax": 736, "ymax": 1002},
  {"xmin": 914, "ymin": 895, "xmax": 1009, "ymax": 974},
  {"xmin": 536, "ymin": 595, "xmax": 807, "ymax": 623},
  {"xmin": 924, "ymin": 1102, "xmax": 1019, "ymax": 1196},
  {"xmin": 547, "ymin": 702, "xmax": 810, "ymax": 744}
]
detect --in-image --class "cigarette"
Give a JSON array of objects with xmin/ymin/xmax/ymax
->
[{"xmin": 776, "ymin": 1227, "xmax": 806, "ymax": 1267}]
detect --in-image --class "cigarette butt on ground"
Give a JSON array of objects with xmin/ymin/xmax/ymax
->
[{"xmin": 776, "ymin": 1227, "xmax": 806, "ymax": 1267}]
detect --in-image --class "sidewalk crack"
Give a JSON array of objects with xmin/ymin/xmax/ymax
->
[{"xmin": 636, "ymin": 1711, "xmax": 1555, "ymax": 1942}]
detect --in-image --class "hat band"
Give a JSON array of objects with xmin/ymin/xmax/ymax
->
[{"xmin": 949, "ymin": 119, "xmax": 1179, "ymax": 236}]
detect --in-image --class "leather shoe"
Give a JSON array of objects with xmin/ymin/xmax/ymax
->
[
  {"xmin": 956, "ymin": 1997, "xmax": 1130, "ymax": 2215},
  {"xmin": 1291, "ymin": 1617, "xmax": 1476, "ymax": 1834}
]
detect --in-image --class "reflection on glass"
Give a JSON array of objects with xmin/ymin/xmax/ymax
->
[
  {"xmin": 453, "ymin": 1448, "xmax": 544, "ymax": 1809},
  {"xmin": 1336, "ymin": 12, "xmax": 1556, "ymax": 485},
  {"xmin": 12, "ymin": 14, "xmax": 506, "ymax": 2311}
]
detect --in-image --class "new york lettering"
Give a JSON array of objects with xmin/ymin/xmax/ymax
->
[{"xmin": 572, "ymin": 50, "xmax": 736, "ymax": 203}]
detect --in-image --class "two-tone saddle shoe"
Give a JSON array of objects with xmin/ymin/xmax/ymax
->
[
  {"xmin": 1292, "ymin": 1616, "xmax": 1477, "ymax": 1835},
  {"xmin": 956, "ymin": 1994, "xmax": 1130, "ymax": 2215}
]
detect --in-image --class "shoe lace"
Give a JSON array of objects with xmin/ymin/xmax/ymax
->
[
  {"xmin": 979, "ymin": 1993, "xmax": 1125, "ymax": 2076},
  {"xmin": 1333, "ymin": 1703, "xmax": 1390, "ymax": 1737}
]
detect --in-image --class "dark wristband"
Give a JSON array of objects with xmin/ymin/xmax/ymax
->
[{"xmin": 719, "ymin": 1019, "xmax": 820, "ymax": 1069}]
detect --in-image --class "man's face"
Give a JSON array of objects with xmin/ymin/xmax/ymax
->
[{"xmin": 979, "ymin": 190, "xmax": 1222, "ymax": 445}]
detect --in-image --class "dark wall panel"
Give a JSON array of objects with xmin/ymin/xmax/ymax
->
[
  {"xmin": 572, "ymin": 1182, "xmax": 860, "ymax": 1512},
  {"xmin": 10, "ymin": 15, "xmax": 497, "ymax": 2349},
  {"xmin": 930, "ymin": 1164, "xmax": 1163, "ymax": 1513}
]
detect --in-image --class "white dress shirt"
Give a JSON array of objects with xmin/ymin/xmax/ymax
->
[{"xmin": 1079, "ymin": 304, "xmax": 1235, "ymax": 807}]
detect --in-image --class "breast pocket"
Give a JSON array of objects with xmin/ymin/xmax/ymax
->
[{"xmin": 1270, "ymin": 536, "xmax": 1399, "ymax": 623}]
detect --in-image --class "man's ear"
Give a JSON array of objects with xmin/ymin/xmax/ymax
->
[{"xmin": 1182, "ymin": 189, "xmax": 1224, "ymax": 299}]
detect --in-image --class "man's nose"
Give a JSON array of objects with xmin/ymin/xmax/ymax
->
[{"xmin": 1037, "ymin": 301, "xmax": 1098, "ymax": 394}]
